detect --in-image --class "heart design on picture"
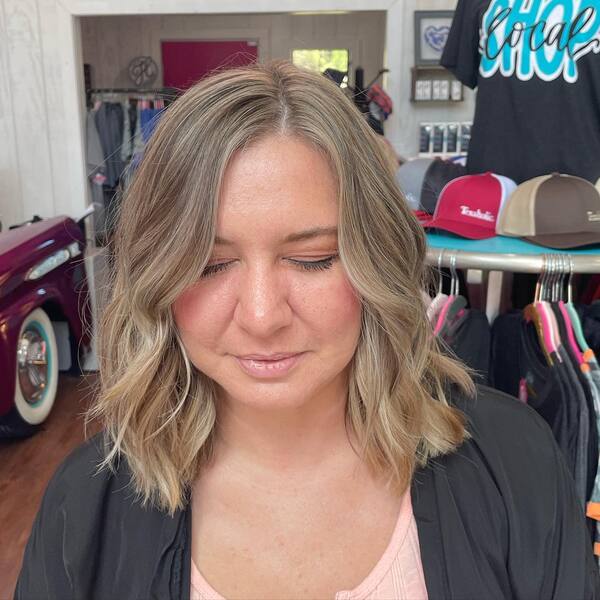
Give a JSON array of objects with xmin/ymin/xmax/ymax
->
[{"xmin": 424, "ymin": 25, "xmax": 450, "ymax": 53}]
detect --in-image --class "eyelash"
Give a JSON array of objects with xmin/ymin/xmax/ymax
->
[{"xmin": 200, "ymin": 254, "xmax": 339, "ymax": 279}]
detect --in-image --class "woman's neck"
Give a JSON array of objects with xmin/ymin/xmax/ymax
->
[{"xmin": 210, "ymin": 386, "xmax": 362, "ymax": 487}]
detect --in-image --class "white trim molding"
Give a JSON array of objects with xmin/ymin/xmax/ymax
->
[{"xmin": 64, "ymin": 0, "xmax": 397, "ymax": 17}]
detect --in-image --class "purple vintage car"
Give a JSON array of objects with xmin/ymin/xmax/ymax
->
[{"xmin": 0, "ymin": 214, "xmax": 92, "ymax": 436}]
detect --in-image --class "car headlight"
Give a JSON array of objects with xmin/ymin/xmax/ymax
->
[{"xmin": 27, "ymin": 249, "xmax": 71, "ymax": 280}]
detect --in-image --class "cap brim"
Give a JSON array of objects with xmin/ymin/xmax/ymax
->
[
  {"xmin": 414, "ymin": 210, "xmax": 432, "ymax": 224},
  {"xmin": 525, "ymin": 231, "xmax": 600, "ymax": 249},
  {"xmin": 422, "ymin": 217, "xmax": 496, "ymax": 240}
]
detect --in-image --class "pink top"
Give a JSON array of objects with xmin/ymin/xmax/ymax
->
[{"xmin": 191, "ymin": 491, "xmax": 429, "ymax": 600}]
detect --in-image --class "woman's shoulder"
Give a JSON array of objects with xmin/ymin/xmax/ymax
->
[
  {"xmin": 23, "ymin": 430, "xmax": 139, "ymax": 548},
  {"xmin": 41, "ymin": 431, "xmax": 121, "ymax": 505},
  {"xmin": 15, "ymin": 431, "xmax": 189, "ymax": 599},
  {"xmin": 429, "ymin": 384, "xmax": 569, "ymax": 505},
  {"xmin": 456, "ymin": 383, "xmax": 545, "ymax": 425},
  {"xmin": 432, "ymin": 384, "xmax": 577, "ymax": 534},
  {"xmin": 453, "ymin": 383, "xmax": 557, "ymax": 459},
  {"xmin": 413, "ymin": 390, "xmax": 599, "ymax": 596}
]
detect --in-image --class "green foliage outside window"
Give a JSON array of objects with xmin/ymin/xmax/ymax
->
[{"xmin": 292, "ymin": 49, "xmax": 349, "ymax": 74}]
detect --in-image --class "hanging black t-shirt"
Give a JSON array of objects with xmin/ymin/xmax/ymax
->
[
  {"xmin": 442, "ymin": 308, "xmax": 491, "ymax": 383},
  {"xmin": 441, "ymin": 0, "xmax": 600, "ymax": 184},
  {"xmin": 490, "ymin": 310, "xmax": 579, "ymax": 475}
]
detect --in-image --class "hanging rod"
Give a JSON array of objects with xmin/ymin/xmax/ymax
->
[
  {"xmin": 426, "ymin": 247, "xmax": 600, "ymax": 274},
  {"xmin": 88, "ymin": 88, "xmax": 177, "ymax": 95}
]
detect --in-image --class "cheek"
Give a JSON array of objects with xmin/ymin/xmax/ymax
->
[
  {"xmin": 291, "ymin": 274, "xmax": 362, "ymax": 341},
  {"xmin": 172, "ymin": 284, "xmax": 229, "ymax": 348}
]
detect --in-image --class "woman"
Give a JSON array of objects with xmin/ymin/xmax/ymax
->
[{"xmin": 15, "ymin": 61, "xmax": 599, "ymax": 599}]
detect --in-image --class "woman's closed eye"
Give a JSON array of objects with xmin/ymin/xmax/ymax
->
[{"xmin": 200, "ymin": 254, "xmax": 339, "ymax": 278}]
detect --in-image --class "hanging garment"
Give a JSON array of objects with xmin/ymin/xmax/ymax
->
[
  {"xmin": 440, "ymin": 308, "xmax": 491, "ymax": 384},
  {"xmin": 442, "ymin": 1, "xmax": 600, "ymax": 184},
  {"xmin": 490, "ymin": 311, "xmax": 579, "ymax": 478},
  {"xmin": 426, "ymin": 292, "xmax": 448, "ymax": 324},
  {"xmin": 86, "ymin": 110, "xmax": 108, "ymax": 240},
  {"xmin": 129, "ymin": 102, "xmax": 137, "ymax": 142},
  {"xmin": 140, "ymin": 107, "xmax": 165, "ymax": 144},
  {"xmin": 94, "ymin": 102, "xmax": 125, "ymax": 188},
  {"xmin": 120, "ymin": 99, "xmax": 132, "ymax": 162},
  {"xmin": 131, "ymin": 103, "xmax": 145, "ymax": 157},
  {"xmin": 490, "ymin": 311, "xmax": 524, "ymax": 397},
  {"xmin": 586, "ymin": 357, "xmax": 600, "ymax": 559},
  {"xmin": 557, "ymin": 343, "xmax": 589, "ymax": 506},
  {"xmin": 85, "ymin": 110, "xmax": 106, "ymax": 205},
  {"xmin": 552, "ymin": 303, "xmax": 599, "ymax": 503},
  {"xmin": 578, "ymin": 303, "xmax": 600, "ymax": 356},
  {"xmin": 367, "ymin": 83, "xmax": 392, "ymax": 119}
]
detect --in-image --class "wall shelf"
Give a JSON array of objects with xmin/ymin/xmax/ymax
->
[{"xmin": 411, "ymin": 65, "xmax": 463, "ymax": 103}]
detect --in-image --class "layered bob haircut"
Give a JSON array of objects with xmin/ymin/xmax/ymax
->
[{"xmin": 87, "ymin": 60, "xmax": 474, "ymax": 515}]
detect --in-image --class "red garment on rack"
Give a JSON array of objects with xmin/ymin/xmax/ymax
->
[{"xmin": 367, "ymin": 84, "xmax": 393, "ymax": 118}]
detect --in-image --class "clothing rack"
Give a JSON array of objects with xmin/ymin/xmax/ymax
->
[
  {"xmin": 425, "ymin": 234, "xmax": 600, "ymax": 322},
  {"xmin": 88, "ymin": 88, "xmax": 173, "ymax": 94},
  {"xmin": 426, "ymin": 247, "xmax": 600, "ymax": 274},
  {"xmin": 87, "ymin": 88, "xmax": 178, "ymax": 107}
]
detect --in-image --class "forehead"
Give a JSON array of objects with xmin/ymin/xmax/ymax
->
[{"xmin": 216, "ymin": 134, "xmax": 338, "ymax": 241}]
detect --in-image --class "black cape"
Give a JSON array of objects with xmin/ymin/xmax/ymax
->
[{"xmin": 14, "ymin": 386, "xmax": 600, "ymax": 599}]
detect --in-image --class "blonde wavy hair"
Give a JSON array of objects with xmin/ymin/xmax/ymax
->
[{"xmin": 86, "ymin": 60, "xmax": 474, "ymax": 515}]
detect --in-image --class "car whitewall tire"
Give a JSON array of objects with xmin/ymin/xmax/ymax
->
[{"xmin": 13, "ymin": 308, "xmax": 59, "ymax": 425}]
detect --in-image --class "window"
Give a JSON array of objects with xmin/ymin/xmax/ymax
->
[{"xmin": 292, "ymin": 49, "xmax": 349, "ymax": 86}]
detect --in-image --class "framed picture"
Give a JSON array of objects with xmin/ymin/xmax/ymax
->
[{"xmin": 414, "ymin": 10, "xmax": 454, "ymax": 66}]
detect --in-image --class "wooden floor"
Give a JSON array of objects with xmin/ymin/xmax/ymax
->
[{"xmin": 0, "ymin": 374, "xmax": 102, "ymax": 599}]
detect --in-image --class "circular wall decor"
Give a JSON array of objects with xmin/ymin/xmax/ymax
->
[{"xmin": 128, "ymin": 56, "xmax": 158, "ymax": 88}]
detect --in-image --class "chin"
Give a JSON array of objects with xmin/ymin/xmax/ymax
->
[{"xmin": 219, "ymin": 380, "xmax": 316, "ymax": 410}]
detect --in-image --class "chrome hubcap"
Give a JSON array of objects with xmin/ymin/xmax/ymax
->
[{"xmin": 17, "ymin": 329, "xmax": 48, "ymax": 404}]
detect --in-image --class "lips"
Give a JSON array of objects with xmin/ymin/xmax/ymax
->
[
  {"xmin": 235, "ymin": 352, "xmax": 305, "ymax": 378},
  {"xmin": 238, "ymin": 353, "xmax": 299, "ymax": 361}
]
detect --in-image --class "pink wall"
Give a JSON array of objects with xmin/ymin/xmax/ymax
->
[{"xmin": 161, "ymin": 41, "xmax": 258, "ymax": 89}]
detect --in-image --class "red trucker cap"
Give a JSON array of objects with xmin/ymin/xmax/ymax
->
[{"xmin": 421, "ymin": 172, "xmax": 517, "ymax": 239}]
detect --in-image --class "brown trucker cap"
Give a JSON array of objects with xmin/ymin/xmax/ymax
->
[{"xmin": 496, "ymin": 173, "xmax": 600, "ymax": 249}]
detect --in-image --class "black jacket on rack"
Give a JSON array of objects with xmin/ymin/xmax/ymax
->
[{"xmin": 14, "ymin": 386, "xmax": 600, "ymax": 599}]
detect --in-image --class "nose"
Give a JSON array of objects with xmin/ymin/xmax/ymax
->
[{"xmin": 233, "ymin": 262, "xmax": 293, "ymax": 339}]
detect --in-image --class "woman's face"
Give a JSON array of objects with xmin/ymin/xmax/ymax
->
[{"xmin": 172, "ymin": 134, "xmax": 362, "ymax": 410}]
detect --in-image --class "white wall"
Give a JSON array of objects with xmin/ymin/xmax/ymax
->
[
  {"xmin": 385, "ymin": 0, "xmax": 475, "ymax": 158},
  {"xmin": 81, "ymin": 12, "xmax": 386, "ymax": 93},
  {"xmin": 1, "ymin": 0, "xmax": 474, "ymax": 225},
  {"xmin": 0, "ymin": 0, "xmax": 20, "ymax": 229},
  {"xmin": 1, "ymin": 0, "xmax": 86, "ymax": 228}
]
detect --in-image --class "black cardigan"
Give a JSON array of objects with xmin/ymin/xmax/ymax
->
[{"xmin": 14, "ymin": 386, "xmax": 600, "ymax": 599}]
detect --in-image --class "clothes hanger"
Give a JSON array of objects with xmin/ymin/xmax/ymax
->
[
  {"xmin": 434, "ymin": 254, "xmax": 467, "ymax": 337},
  {"xmin": 538, "ymin": 254, "xmax": 562, "ymax": 354},
  {"xmin": 565, "ymin": 254, "xmax": 593, "ymax": 357},
  {"xmin": 427, "ymin": 250, "xmax": 449, "ymax": 325},
  {"xmin": 433, "ymin": 250, "xmax": 453, "ymax": 334},
  {"xmin": 523, "ymin": 255, "xmax": 554, "ymax": 364},
  {"xmin": 536, "ymin": 255, "xmax": 557, "ymax": 350},
  {"xmin": 555, "ymin": 254, "xmax": 584, "ymax": 365}
]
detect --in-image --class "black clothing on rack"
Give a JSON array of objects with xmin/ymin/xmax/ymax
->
[
  {"xmin": 551, "ymin": 304, "xmax": 599, "ymax": 503},
  {"xmin": 441, "ymin": 308, "xmax": 491, "ymax": 384},
  {"xmin": 490, "ymin": 311, "xmax": 579, "ymax": 477},
  {"xmin": 94, "ymin": 102, "xmax": 125, "ymax": 188},
  {"xmin": 579, "ymin": 303, "xmax": 600, "ymax": 356}
]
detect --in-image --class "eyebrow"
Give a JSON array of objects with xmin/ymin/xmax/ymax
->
[{"xmin": 214, "ymin": 226, "xmax": 338, "ymax": 246}]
